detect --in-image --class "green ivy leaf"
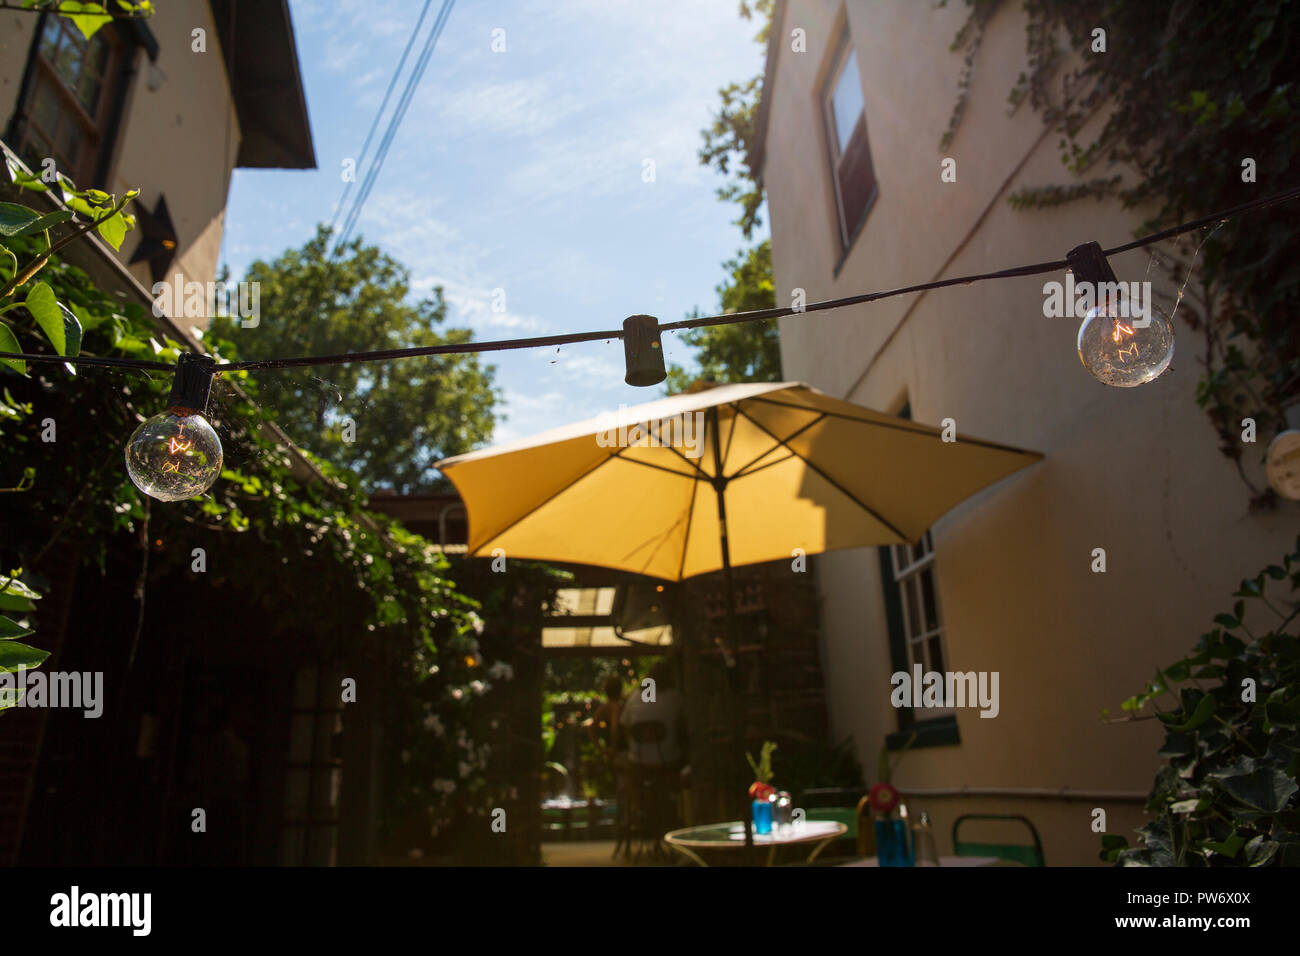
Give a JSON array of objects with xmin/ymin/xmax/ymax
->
[
  {"xmin": 0, "ymin": 615, "xmax": 34, "ymax": 640},
  {"xmin": 0, "ymin": 592, "xmax": 36, "ymax": 612},
  {"xmin": 1244, "ymin": 835, "xmax": 1278, "ymax": 866},
  {"xmin": 0, "ymin": 640, "xmax": 48, "ymax": 673},
  {"xmin": 24, "ymin": 282, "xmax": 65, "ymax": 355},
  {"xmin": 0, "ymin": 321, "xmax": 25, "ymax": 374},
  {"xmin": 57, "ymin": 1, "xmax": 113, "ymax": 40},
  {"xmin": 0, "ymin": 578, "xmax": 40, "ymax": 604},
  {"xmin": 1266, "ymin": 699, "xmax": 1300, "ymax": 729},
  {"xmin": 96, "ymin": 210, "xmax": 128, "ymax": 251},
  {"xmin": 1165, "ymin": 693, "xmax": 1216, "ymax": 731},
  {"xmin": 1205, "ymin": 832, "xmax": 1246, "ymax": 858},
  {"xmin": 0, "ymin": 202, "xmax": 72, "ymax": 237},
  {"xmin": 1216, "ymin": 767, "xmax": 1298, "ymax": 813},
  {"xmin": 60, "ymin": 302, "xmax": 82, "ymax": 357}
]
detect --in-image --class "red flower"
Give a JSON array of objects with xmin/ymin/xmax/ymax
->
[
  {"xmin": 748, "ymin": 781, "xmax": 776, "ymax": 801},
  {"xmin": 867, "ymin": 782, "xmax": 900, "ymax": 815}
]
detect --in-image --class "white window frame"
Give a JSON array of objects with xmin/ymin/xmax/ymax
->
[{"xmin": 887, "ymin": 531, "xmax": 953, "ymax": 717}]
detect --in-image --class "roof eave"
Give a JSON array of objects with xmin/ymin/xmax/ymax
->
[
  {"xmin": 747, "ymin": 0, "xmax": 788, "ymax": 185},
  {"xmin": 209, "ymin": 0, "xmax": 317, "ymax": 170}
]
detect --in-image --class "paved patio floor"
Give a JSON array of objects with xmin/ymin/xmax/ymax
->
[{"xmin": 540, "ymin": 840, "xmax": 679, "ymax": 866}]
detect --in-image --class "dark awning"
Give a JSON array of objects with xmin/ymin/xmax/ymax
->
[{"xmin": 209, "ymin": 0, "xmax": 316, "ymax": 170}]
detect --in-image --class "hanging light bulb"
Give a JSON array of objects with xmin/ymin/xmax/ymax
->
[
  {"xmin": 1076, "ymin": 290, "xmax": 1175, "ymax": 387},
  {"xmin": 1068, "ymin": 241, "xmax": 1174, "ymax": 387},
  {"xmin": 125, "ymin": 353, "xmax": 222, "ymax": 501}
]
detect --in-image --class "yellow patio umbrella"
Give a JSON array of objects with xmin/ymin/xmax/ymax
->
[
  {"xmin": 436, "ymin": 381, "xmax": 1042, "ymax": 580},
  {"xmin": 437, "ymin": 380, "xmax": 1041, "ymax": 846}
]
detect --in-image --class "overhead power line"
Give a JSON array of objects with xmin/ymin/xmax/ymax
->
[
  {"xmin": 332, "ymin": 0, "xmax": 455, "ymax": 255},
  {"xmin": 326, "ymin": 0, "xmax": 435, "ymax": 238}
]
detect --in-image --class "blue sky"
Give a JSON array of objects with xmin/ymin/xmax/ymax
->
[{"xmin": 218, "ymin": 0, "xmax": 768, "ymax": 447}]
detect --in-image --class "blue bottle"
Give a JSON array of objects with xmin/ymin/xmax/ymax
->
[
  {"xmin": 751, "ymin": 798, "xmax": 773, "ymax": 835},
  {"xmin": 874, "ymin": 818, "xmax": 912, "ymax": 866}
]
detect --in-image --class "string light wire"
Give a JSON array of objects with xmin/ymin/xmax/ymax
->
[{"xmin": 2, "ymin": 185, "xmax": 1298, "ymax": 375}]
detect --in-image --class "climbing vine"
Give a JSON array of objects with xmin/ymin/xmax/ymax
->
[
  {"xmin": 1101, "ymin": 538, "xmax": 1300, "ymax": 867},
  {"xmin": 944, "ymin": 0, "xmax": 1300, "ymax": 508},
  {"xmin": 0, "ymin": 159, "xmax": 506, "ymax": 842}
]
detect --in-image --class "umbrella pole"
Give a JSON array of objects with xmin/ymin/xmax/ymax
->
[{"xmin": 708, "ymin": 406, "xmax": 753, "ymax": 850}]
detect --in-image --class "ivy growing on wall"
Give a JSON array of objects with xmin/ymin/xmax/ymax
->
[
  {"xmin": 945, "ymin": 0, "xmax": 1300, "ymax": 509},
  {"xmin": 1102, "ymin": 538, "xmax": 1300, "ymax": 866}
]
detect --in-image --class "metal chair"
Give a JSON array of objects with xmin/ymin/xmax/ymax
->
[
  {"xmin": 615, "ymin": 720, "xmax": 675, "ymax": 861},
  {"xmin": 951, "ymin": 813, "xmax": 1046, "ymax": 866},
  {"xmin": 795, "ymin": 787, "xmax": 868, "ymax": 860}
]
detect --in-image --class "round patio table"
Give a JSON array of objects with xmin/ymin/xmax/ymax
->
[{"xmin": 664, "ymin": 820, "xmax": 847, "ymax": 867}]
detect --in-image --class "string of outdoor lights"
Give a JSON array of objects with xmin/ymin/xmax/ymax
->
[{"xmin": 3, "ymin": 185, "xmax": 1299, "ymax": 503}]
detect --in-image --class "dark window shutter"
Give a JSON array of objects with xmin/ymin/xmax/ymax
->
[{"xmin": 837, "ymin": 115, "xmax": 876, "ymax": 239}]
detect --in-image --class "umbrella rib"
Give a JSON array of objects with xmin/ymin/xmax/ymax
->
[
  {"xmin": 734, "ymin": 406, "xmax": 911, "ymax": 542},
  {"xmin": 610, "ymin": 420, "xmax": 712, "ymax": 482},
  {"xmin": 675, "ymin": 464, "xmax": 702, "ymax": 582},
  {"xmin": 730, "ymin": 451, "xmax": 797, "ymax": 481},
  {"xmin": 643, "ymin": 417, "xmax": 712, "ymax": 479},
  {"xmin": 613, "ymin": 454, "xmax": 709, "ymax": 482},
  {"xmin": 747, "ymin": 396, "xmax": 1043, "ymax": 457},
  {"xmin": 728, "ymin": 413, "xmax": 827, "ymax": 480},
  {"xmin": 722, "ymin": 404, "xmax": 739, "ymax": 462}
]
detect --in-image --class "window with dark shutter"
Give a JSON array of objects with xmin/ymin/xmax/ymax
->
[
  {"xmin": 14, "ymin": 15, "xmax": 127, "ymax": 186},
  {"xmin": 822, "ymin": 40, "xmax": 877, "ymax": 252}
]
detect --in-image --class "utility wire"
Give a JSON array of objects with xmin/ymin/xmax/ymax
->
[
  {"xmin": 326, "ymin": 0, "xmax": 435, "ymax": 238},
  {"xmin": 333, "ymin": 0, "xmax": 454, "ymax": 254},
  {"xmin": 3, "ymin": 185, "xmax": 1299, "ymax": 374}
]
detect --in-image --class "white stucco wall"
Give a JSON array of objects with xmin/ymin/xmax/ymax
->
[
  {"xmin": 1, "ymin": 2, "xmax": 241, "ymax": 331},
  {"xmin": 761, "ymin": 0, "xmax": 1296, "ymax": 864}
]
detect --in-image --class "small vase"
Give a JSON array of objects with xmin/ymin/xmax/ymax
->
[
  {"xmin": 773, "ymin": 790, "xmax": 793, "ymax": 832},
  {"xmin": 751, "ymin": 797, "xmax": 774, "ymax": 835},
  {"xmin": 874, "ymin": 817, "xmax": 912, "ymax": 866}
]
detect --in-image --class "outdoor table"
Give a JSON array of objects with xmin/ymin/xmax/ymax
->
[
  {"xmin": 664, "ymin": 820, "xmax": 847, "ymax": 867},
  {"xmin": 840, "ymin": 855, "xmax": 1008, "ymax": 867}
]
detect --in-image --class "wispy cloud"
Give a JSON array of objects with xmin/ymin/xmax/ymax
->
[
  {"xmin": 434, "ymin": 78, "xmax": 585, "ymax": 137},
  {"xmin": 236, "ymin": 0, "xmax": 764, "ymax": 452},
  {"xmin": 433, "ymin": 279, "xmax": 547, "ymax": 335}
]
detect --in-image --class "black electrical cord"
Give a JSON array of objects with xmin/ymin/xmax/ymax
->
[{"xmin": 2, "ymin": 185, "xmax": 1298, "ymax": 374}]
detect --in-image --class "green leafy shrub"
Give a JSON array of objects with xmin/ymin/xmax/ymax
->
[{"xmin": 1103, "ymin": 537, "xmax": 1300, "ymax": 866}]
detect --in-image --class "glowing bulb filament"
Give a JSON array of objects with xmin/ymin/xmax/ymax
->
[
  {"xmin": 168, "ymin": 437, "xmax": 193, "ymax": 454},
  {"xmin": 1111, "ymin": 320, "xmax": 1134, "ymax": 342}
]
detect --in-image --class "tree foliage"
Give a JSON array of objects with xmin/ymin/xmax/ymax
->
[
  {"xmin": 210, "ymin": 225, "xmax": 499, "ymax": 494},
  {"xmin": 675, "ymin": 1, "xmax": 780, "ymax": 392},
  {"xmin": 666, "ymin": 240, "xmax": 781, "ymax": 392},
  {"xmin": 698, "ymin": 0, "xmax": 772, "ymax": 241}
]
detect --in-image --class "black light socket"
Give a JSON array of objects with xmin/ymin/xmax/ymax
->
[
  {"xmin": 167, "ymin": 352, "xmax": 216, "ymax": 415},
  {"xmin": 1066, "ymin": 241, "xmax": 1118, "ymax": 287}
]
